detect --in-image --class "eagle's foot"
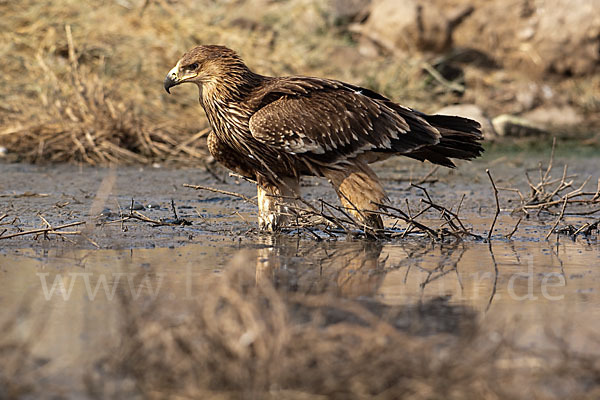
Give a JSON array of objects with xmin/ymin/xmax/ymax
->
[
  {"xmin": 359, "ymin": 212, "xmax": 384, "ymax": 232},
  {"xmin": 256, "ymin": 176, "xmax": 300, "ymax": 232},
  {"xmin": 258, "ymin": 210, "xmax": 287, "ymax": 232}
]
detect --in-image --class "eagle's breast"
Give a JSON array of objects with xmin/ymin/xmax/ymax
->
[{"xmin": 202, "ymin": 90, "xmax": 298, "ymax": 179}]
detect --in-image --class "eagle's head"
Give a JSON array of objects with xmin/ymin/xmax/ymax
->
[{"xmin": 164, "ymin": 45, "xmax": 249, "ymax": 94}]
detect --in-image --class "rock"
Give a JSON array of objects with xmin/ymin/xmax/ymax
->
[
  {"xmin": 533, "ymin": 0, "xmax": 600, "ymax": 76},
  {"xmin": 521, "ymin": 106, "xmax": 584, "ymax": 128},
  {"xmin": 491, "ymin": 115, "xmax": 547, "ymax": 137},
  {"xmin": 327, "ymin": 0, "xmax": 371, "ymax": 24},
  {"xmin": 453, "ymin": 0, "xmax": 600, "ymax": 76},
  {"xmin": 491, "ymin": 107, "xmax": 585, "ymax": 138},
  {"xmin": 514, "ymin": 82, "xmax": 541, "ymax": 112},
  {"xmin": 354, "ymin": 0, "xmax": 473, "ymax": 54},
  {"xmin": 131, "ymin": 201, "xmax": 145, "ymax": 211},
  {"xmin": 435, "ymin": 104, "xmax": 496, "ymax": 140}
]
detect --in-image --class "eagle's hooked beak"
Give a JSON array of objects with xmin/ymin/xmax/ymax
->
[
  {"xmin": 164, "ymin": 61, "xmax": 199, "ymax": 94},
  {"xmin": 164, "ymin": 64, "xmax": 180, "ymax": 94}
]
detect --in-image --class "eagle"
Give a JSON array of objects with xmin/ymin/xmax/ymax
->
[{"xmin": 164, "ymin": 45, "xmax": 483, "ymax": 232}]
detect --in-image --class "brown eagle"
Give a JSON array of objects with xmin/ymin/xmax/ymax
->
[{"xmin": 165, "ymin": 45, "xmax": 483, "ymax": 232}]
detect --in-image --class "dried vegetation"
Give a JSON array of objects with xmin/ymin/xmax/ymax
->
[
  {"xmin": 2, "ymin": 0, "xmax": 599, "ymax": 163},
  {"xmin": 0, "ymin": 0, "xmax": 435, "ymax": 165},
  {"xmin": 183, "ymin": 144, "xmax": 600, "ymax": 241},
  {"xmin": 80, "ymin": 257, "xmax": 600, "ymax": 399},
  {"xmin": 186, "ymin": 178, "xmax": 483, "ymax": 241},
  {"xmin": 0, "ymin": 302, "xmax": 49, "ymax": 400},
  {"xmin": 1, "ymin": 247, "xmax": 598, "ymax": 399},
  {"xmin": 1, "ymin": 0, "xmax": 214, "ymax": 164},
  {"xmin": 496, "ymin": 140, "xmax": 600, "ymax": 239}
]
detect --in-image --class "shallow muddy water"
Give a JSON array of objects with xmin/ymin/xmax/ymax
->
[
  {"xmin": 1, "ymin": 233, "xmax": 600, "ymax": 395},
  {"xmin": 1, "ymin": 150, "xmax": 599, "ymax": 396}
]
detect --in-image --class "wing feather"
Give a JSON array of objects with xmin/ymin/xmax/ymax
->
[{"xmin": 249, "ymin": 77, "xmax": 441, "ymax": 164}]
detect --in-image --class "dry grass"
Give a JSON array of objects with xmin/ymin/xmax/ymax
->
[
  {"xmin": 2, "ymin": 0, "xmax": 598, "ymax": 164},
  {"xmin": 86, "ymin": 255, "xmax": 491, "ymax": 399},
  {"xmin": 495, "ymin": 139, "xmax": 600, "ymax": 239},
  {"xmin": 79, "ymin": 253, "xmax": 600, "ymax": 399},
  {"xmin": 0, "ymin": 0, "xmax": 215, "ymax": 164},
  {"xmin": 0, "ymin": 0, "xmax": 459, "ymax": 165},
  {"xmin": 1, "ymin": 249, "xmax": 599, "ymax": 398},
  {"xmin": 0, "ymin": 301, "xmax": 48, "ymax": 400},
  {"xmin": 1, "ymin": 35, "xmax": 208, "ymax": 165}
]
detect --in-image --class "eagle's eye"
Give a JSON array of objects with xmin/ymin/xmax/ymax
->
[{"xmin": 186, "ymin": 63, "xmax": 199, "ymax": 71}]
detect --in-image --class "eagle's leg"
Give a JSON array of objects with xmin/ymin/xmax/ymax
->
[
  {"xmin": 336, "ymin": 241, "xmax": 385, "ymax": 296},
  {"xmin": 256, "ymin": 175, "xmax": 300, "ymax": 232},
  {"xmin": 324, "ymin": 162, "xmax": 387, "ymax": 231}
]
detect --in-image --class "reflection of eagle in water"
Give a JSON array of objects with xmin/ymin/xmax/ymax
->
[{"xmin": 165, "ymin": 45, "xmax": 483, "ymax": 231}]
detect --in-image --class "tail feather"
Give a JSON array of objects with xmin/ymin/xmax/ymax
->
[
  {"xmin": 404, "ymin": 113, "xmax": 484, "ymax": 168},
  {"xmin": 425, "ymin": 114, "xmax": 482, "ymax": 135}
]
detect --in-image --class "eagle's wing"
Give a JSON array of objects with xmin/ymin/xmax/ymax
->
[{"xmin": 248, "ymin": 77, "xmax": 441, "ymax": 164}]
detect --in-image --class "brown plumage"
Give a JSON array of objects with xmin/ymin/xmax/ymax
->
[{"xmin": 164, "ymin": 45, "xmax": 483, "ymax": 231}]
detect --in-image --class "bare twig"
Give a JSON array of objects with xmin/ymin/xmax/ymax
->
[
  {"xmin": 486, "ymin": 169, "xmax": 500, "ymax": 241},
  {"xmin": 505, "ymin": 217, "xmax": 522, "ymax": 240},
  {"xmin": 376, "ymin": 202, "xmax": 440, "ymax": 239},
  {"xmin": 0, "ymin": 192, "xmax": 50, "ymax": 198},
  {"xmin": 183, "ymin": 183, "xmax": 257, "ymax": 205},
  {"xmin": 170, "ymin": 199, "xmax": 179, "ymax": 220},
  {"xmin": 0, "ymin": 221, "xmax": 85, "ymax": 240},
  {"xmin": 503, "ymin": 139, "xmax": 598, "ymax": 218},
  {"xmin": 127, "ymin": 210, "xmax": 166, "ymax": 225},
  {"xmin": 411, "ymin": 184, "xmax": 480, "ymax": 239},
  {"xmin": 485, "ymin": 241, "xmax": 499, "ymax": 312},
  {"xmin": 546, "ymin": 196, "xmax": 568, "ymax": 240},
  {"xmin": 185, "ymin": 175, "xmax": 482, "ymax": 240},
  {"xmin": 415, "ymin": 165, "xmax": 440, "ymax": 185},
  {"xmin": 228, "ymin": 172, "xmax": 257, "ymax": 185}
]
